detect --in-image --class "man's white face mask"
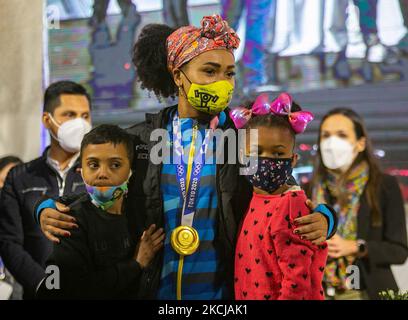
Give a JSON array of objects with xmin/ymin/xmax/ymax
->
[{"xmin": 48, "ymin": 114, "xmax": 92, "ymax": 153}]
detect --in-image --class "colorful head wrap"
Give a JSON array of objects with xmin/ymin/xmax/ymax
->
[{"xmin": 166, "ymin": 14, "xmax": 240, "ymax": 73}]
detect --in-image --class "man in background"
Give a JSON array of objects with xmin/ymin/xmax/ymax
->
[{"xmin": 0, "ymin": 81, "xmax": 92, "ymax": 299}]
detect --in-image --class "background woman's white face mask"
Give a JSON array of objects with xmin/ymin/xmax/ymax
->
[
  {"xmin": 320, "ymin": 136, "xmax": 356, "ymax": 171},
  {"xmin": 49, "ymin": 115, "xmax": 92, "ymax": 153}
]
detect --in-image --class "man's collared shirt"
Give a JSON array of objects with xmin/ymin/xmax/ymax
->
[{"xmin": 46, "ymin": 151, "xmax": 79, "ymax": 196}]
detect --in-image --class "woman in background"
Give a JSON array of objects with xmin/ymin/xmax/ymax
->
[{"xmin": 308, "ymin": 108, "xmax": 408, "ymax": 300}]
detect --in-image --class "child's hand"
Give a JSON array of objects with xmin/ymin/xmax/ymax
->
[{"xmin": 134, "ymin": 224, "xmax": 165, "ymax": 269}]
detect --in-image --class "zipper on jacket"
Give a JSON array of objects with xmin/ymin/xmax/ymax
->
[
  {"xmin": 144, "ymin": 165, "xmax": 164, "ymax": 297},
  {"xmin": 143, "ymin": 112, "xmax": 166, "ymax": 298},
  {"xmin": 216, "ymin": 163, "xmax": 233, "ymax": 249}
]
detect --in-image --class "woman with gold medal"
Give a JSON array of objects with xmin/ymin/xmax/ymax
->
[
  {"xmin": 36, "ymin": 15, "xmax": 338, "ymax": 300},
  {"xmin": 130, "ymin": 14, "xmax": 336, "ymax": 300}
]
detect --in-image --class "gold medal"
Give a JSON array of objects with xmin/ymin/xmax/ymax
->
[{"xmin": 171, "ymin": 226, "xmax": 200, "ymax": 256}]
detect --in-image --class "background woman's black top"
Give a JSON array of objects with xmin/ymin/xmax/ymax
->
[
  {"xmin": 357, "ymin": 174, "xmax": 408, "ymax": 299},
  {"xmin": 309, "ymin": 174, "xmax": 408, "ymax": 299}
]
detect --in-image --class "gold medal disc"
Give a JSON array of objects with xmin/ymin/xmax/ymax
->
[{"xmin": 171, "ymin": 226, "xmax": 200, "ymax": 256}]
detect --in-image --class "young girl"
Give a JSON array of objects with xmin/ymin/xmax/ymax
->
[{"xmin": 231, "ymin": 93, "xmax": 328, "ymax": 300}]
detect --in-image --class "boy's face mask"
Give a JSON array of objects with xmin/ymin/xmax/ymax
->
[
  {"xmin": 82, "ymin": 171, "xmax": 131, "ymax": 211},
  {"xmin": 242, "ymin": 156, "xmax": 294, "ymax": 194},
  {"xmin": 85, "ymin": 183, "xmax": 128, "ymax": 211},
  {"xmin": 180, "ymin": 70, "xmax": 234, "ymax": 115}
]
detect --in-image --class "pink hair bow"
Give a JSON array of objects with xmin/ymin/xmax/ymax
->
[{"xmin": 229, "ymin": 93, "xmax": 314, "ymax": 134}]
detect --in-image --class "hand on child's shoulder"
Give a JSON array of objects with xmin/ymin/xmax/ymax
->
[{"xmin": 287, "ymin": 189, "xmax": 310, "ymax": 220}]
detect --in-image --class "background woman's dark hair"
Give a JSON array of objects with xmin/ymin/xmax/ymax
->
[
  {"xmin": 310, "ymin": 108, "xmax": 383, "ymax": 227},
  {"xmin": 132, "ymin": 24, "xmax": 177, "ymax": 98},
  {"xmin": 244, "ymin": 99, "xmax": 303, "ymax": 143}
]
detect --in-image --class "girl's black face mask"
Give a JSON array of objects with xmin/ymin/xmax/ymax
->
[{"xmin": 242, "ymin": 156, "xmax": 294, "ymax": 193}]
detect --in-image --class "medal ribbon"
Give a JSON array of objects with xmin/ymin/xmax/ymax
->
[{"xmin": 172, "ymin": 113, "xmax": 214, "ymax": 300}]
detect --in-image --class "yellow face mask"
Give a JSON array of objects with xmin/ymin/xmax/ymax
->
[{"xmin": 181, "ymin": 70, "xmax": 234, "ymax": 115}]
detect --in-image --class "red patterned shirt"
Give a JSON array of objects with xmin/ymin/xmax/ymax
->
[{"xmin": 235, "ymin": 188, "xmax": 328, "ymax": 300}]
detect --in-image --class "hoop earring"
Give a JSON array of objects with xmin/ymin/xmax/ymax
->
[{"xmin": 179, "ymin": 86, "xmax": 185, "ymax": 98}]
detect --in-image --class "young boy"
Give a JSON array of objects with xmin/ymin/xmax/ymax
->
[{"xmin": 38, "ymin": 124, "xmax": 164, "ymax": 299}]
